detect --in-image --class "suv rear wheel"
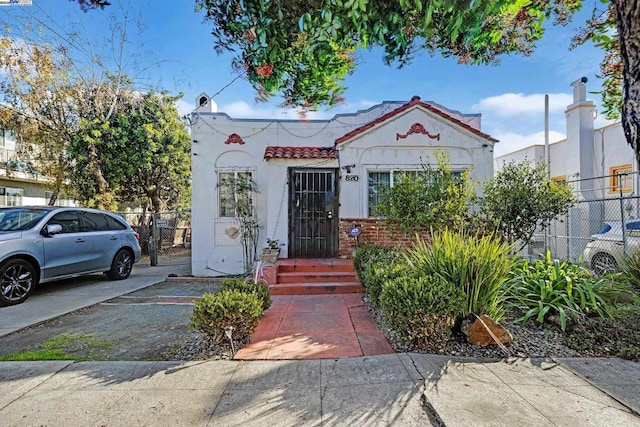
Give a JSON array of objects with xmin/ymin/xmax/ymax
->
[
  {"xmin": 591, "ymin": 252, "xmax": 617, "ymax": 276},
  {"xmin": 0, "ymin": 259, "xmax": 37, "ymax": 306},
  {"xmin": 107, "ymin": 249, "xmax": 134, "ymax": 280}
]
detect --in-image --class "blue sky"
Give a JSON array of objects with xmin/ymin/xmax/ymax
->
[{"xmin": 1, "ymin": 0, "xmax": 614, "ymax": 156}]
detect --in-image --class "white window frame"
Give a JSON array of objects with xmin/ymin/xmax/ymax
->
[{"xmin": 217, "ymin": 170, "xmax": 255, "ymax": 218}]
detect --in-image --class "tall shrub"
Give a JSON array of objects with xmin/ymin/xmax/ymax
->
[
  {"xmin": 482, "ymin": 160, "xmax": 574, "ymax": 250},
  {"xmin": 405, "ymin": 230, "xmax": 515, "ymax": 321},
  {"xmin": 375, "ymin": 152, "xmax": 475, "ymax": 233},
  {"xmin": 380, "ymin": 272, "xmax": 465, "ymax": 349}
]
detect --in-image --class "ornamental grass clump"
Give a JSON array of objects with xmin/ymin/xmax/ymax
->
[
  {"xmin": 405, "ymin": 230, "xmax": 515, "ymax": 321},
  {"xmin": 505, "ymin": 252, "xmax": 619, "ymax": 331},
  {"xmin": 619, "ymin": 250, "xmax": 640, "ymax": 295},
  {"xmin": 190, "ymin": 289, "xmax": 264, "ymax": 344},
  {"xmin": 380, "ymin": 271, "xmax": 466, "ymax": 350}
]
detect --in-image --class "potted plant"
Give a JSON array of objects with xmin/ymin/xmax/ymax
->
[{"xmin": 260, "ymin": 239, "xmax": 282, "ymax": 263}]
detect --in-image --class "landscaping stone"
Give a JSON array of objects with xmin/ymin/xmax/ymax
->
[{"xmin": 462, "ymin": 315, "xmax": 513, "ymax": 346}]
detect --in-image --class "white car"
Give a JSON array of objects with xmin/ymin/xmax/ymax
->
[{"xmin": 582, "ymin": 220, "xmax": 640, "ymax": 275}]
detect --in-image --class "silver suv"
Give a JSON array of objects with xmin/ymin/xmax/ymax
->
[{"xmin": 0, "ymin": 206, "xmax": 142, "ymax": 306}]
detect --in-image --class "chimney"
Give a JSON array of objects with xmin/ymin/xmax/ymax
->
[{"xmin": 195, "ymin": 93, "xmax": 217, "ymax": 113}]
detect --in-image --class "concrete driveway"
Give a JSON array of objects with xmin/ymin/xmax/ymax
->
[{"xmin": 0, "ymin": 255, "xmax": 191, "ymax": 337}]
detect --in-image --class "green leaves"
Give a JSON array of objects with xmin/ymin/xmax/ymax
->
[
  {"xmin": 482, "ymin": 160, "xmax": 575, "ymax": 249},
  {"xmin": 197, "ymin": 0, "xmax": 577, "ymax": 109},
  {"xmin": 405, "ymin": 230, "xmax": 515, "ymax": 321},
  {"xmin": 505, "ymin": 253, "xmax": 614, "ymax": 331},
  {"xmin": 375, "ymin": 152, "xmax": 475, "ymax": 234},
  {"xmin": 69, "ymin": 91, "xmax": 191, "ymax": 211}
]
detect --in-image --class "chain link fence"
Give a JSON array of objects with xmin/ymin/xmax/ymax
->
[
  {"xmin": 527, "ymin": 172, "xmax": 640, "ymax": 271},
  {"xmin": 119, "ymin": 211, "xmax": 191, "ymax": 255}
]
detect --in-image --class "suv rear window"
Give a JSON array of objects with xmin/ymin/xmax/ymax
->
[
  {"xmin": 81, "ymin": 212, "xmax": 109, "ymax": 231},
  {"xmin": 105, "ymin": 214, "xmax": 127, "ymax": 230}
]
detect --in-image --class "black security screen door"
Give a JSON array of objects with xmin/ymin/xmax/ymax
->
[{"xmin": 289, "ymin": 168, "xmax": 339, "ymax": 258}]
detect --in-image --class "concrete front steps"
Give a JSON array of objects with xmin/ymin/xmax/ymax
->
[{"xmin": 267, "ymin": 258, "xmax": 364, "ymax": 295}]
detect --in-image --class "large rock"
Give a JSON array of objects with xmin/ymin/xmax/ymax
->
[{"xmin": 462, "ymin": 315, "xmax": 513, "ymax": 347}]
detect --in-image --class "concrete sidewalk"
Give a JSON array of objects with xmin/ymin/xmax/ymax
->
[{"xmin": 1, "ymin": 355, "xmax": 638, "ymax": 426}]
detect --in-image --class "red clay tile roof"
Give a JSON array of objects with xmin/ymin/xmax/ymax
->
[
  {"xmin": 264, "ymin": 146, "xmax": 338, "ymax": 160},
  {"xmin": 335, "ymin": 96, "xmax": 499, "ymax": 145}
]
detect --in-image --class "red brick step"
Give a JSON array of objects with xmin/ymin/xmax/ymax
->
[{"xmin": 265, "ymin": 258, "xmax": 364, "ymax": 295}]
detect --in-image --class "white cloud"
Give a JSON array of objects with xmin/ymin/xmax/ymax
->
[
  {"xmin": 473, "ymin": 93, "xmax": 573, "ymax": 118},
  {"xmin": 175, "ymin": 99, "xmax": 193, "ymax": 117},
  {"xmin": 493, "ymin": 130, "xmax": 566, "ymax": 157}
]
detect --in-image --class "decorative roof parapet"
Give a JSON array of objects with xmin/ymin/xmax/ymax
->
[{"xmin": 335, "ymin": 95, "xmax": 498, "ymax": 145}]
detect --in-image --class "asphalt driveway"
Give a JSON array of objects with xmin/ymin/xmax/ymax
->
[
  {"xmin": 0, "ymin": 280, "xmax": 221, "ymax": 360},
  {"xmin": 0, "ymin": 252, "xmax": 226, "ymax": 360}
]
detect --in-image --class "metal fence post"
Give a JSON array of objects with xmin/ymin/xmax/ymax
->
[
  {"xmin": 620, "ymin": 173, "xmax": 628, "ymax": 256},
  {"xmin": 150, "ymin": 213, "xmax": 158, "ymax": 266}
]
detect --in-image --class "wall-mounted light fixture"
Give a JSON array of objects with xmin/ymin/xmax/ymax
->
[{"xmin": 341, "ymin": 164, "xmax": 356, "ymax": 173}]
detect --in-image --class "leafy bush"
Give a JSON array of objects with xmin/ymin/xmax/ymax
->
[
  {"xmin": 375, "ymin": 152, "xmax": 475, "ymax": 233},
  {"xmin": 379, "ymin": 271, "xmax": 466, "ymax": 349},
  {"xmin": 354, "ymin": 245, "xmax": 405, "ymax": 306},
  {"xmin": 505, "ymin": 252, "xmax": 615, "ymax": 331},
  {"xmin": 221, "ymin": 278, "xmax": 272, "ymax": 311},
  {"xmin": 405, "ymin": 230, "xmax": 515, "ymax": 321},
  {"xmin": 190, "ymin": 290, "xmax": 264, "ymax": 343},
  {"xmin": 353, "ymin": 244, "xmax": 399, "ymax": 280},
  {"xmin": 565, "ymin": 304, "xmax": 640, "ymax": 361},
  {"xmin": 481, "ymin": 159, "xmax": 574, "ymax": 249}
]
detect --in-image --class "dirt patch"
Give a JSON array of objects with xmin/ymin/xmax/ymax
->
[{"xmin": 0, "ymin": 281, "xmax": 224, "ymax": 361}]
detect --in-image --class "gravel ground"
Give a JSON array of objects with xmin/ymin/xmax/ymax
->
[{"xmin": 167, "ymin": 294, "xmax": 583, "ymax": 361}]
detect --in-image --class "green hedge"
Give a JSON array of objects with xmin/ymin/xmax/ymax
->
[
  {"xmin": 190, "ymin": 289, "xmax": 264, "ymax": 343},
  {"xmin": 380, "ymin": 272, "xmax": 465, "ymax": 349}
]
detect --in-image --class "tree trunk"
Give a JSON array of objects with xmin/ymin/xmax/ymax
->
[{"xmin": 613, "ymin": 0, "xmax": 640, "ymax": 165}]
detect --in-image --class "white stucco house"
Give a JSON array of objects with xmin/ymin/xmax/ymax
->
[{"xmin": 190, "ymin": 94, "xmax": 498, "ymax": 276}]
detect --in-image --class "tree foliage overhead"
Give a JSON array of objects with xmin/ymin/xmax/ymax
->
[{"xmin": 196, "ymin": 0, "xmax": 580, "ymax": 109}]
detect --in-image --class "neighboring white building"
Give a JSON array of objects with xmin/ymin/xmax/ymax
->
[
  {"xmin": 496, "ymin": 77, "xmax": 636, "ymax": 200},
  {"xmin": 190, "ymin": 95, "xmax": 498, "ymax": 276},
  {"xmin": 0, "ymin": 129, "xmax": 76, "ymax": 206},
  {"xmin": 496, "ymin": 77, "xmax": 638, "ymax": 261}
]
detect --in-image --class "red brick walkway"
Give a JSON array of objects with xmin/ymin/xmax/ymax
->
[{"xmin": 235, "ymin": 293, "xmax": 395, "ymax": 360}]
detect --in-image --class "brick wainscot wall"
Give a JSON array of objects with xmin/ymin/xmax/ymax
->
[{"xmin": 338, "ymin": 218, "xmax": 430, "ymax": 258}]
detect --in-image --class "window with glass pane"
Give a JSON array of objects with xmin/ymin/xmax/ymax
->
[
  {"xmin": 368, "ymin": 169, "xmax": 464, "ymax": 217},
  {"xmin": 219, "ymin": 171, "xmax": 253, "ymax": 217},
  {"xmin": 610, "ymin": 165, "xmax": 633, "ymax": 193},
  {"xmin": 6, "ymin": 188, "xmax": 23, "ymax": 206},
  {"xmin": 368, "ymin": 172, "xmax": 390, "ymax": 217}
]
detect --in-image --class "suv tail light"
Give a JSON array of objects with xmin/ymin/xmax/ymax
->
[{"xmin": 134, "ymin": 231, "xmax": 140, "ymax": 241}]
